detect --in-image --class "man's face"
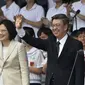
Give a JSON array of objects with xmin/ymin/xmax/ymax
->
[{"xmin": 52, "ymin": 19, "xmax": 67, "ymax": 39}]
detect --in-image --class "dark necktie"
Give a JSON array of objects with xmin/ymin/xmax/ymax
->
[{"xmin": 56, "ymin": 41, "xmax": 60, "ymax": 56}]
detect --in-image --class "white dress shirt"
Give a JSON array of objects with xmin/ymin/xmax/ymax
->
[{"xmin": 57, "ymin": 34, "xmax": 68, "ymax": 57}]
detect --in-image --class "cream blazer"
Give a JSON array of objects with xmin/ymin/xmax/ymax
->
[{"xmin": 0, "ymin": 40, "xmax": 29, "ymax": 85}]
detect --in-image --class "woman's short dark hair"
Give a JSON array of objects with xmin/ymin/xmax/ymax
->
[{"xmin": 0, "ymin": 19, "xmax": 17, "ymax": 40}]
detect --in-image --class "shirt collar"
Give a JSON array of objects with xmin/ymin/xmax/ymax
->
[
  {"xmin": 25, "ymin": 3, "xmax": 37, "ymax": 11},
  {"xmin": 57, "ymin": 34, "xmax": 68, "ymax": 45},
  {"xmin": 5, "ymin": 1, "xmax": 16, "ymax": 10}
]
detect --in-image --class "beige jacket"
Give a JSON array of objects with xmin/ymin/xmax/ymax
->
[{"xmin": 0, "ymin": 40, "xmax": 29, "ymax": 85}]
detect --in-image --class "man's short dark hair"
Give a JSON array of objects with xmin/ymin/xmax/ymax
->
[
  {"xmin": 52, "ymin": 14, "xmax": 69, "ymax": 26},
  {"xmin": 0, "ymin": 19, "xmax": 17, "ymax": 40}
]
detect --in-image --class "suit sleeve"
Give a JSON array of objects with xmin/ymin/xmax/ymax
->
[
  {"xmin": 75, "ymin": 42, "xmax": 84, "ymax": 85},
  {"xmin": 18, "ymin": 43, "xmax": 30, "ymax": 85},
  {"xmin": 22, "ymin": 33, "xmax": 49, "ymax": 51}
]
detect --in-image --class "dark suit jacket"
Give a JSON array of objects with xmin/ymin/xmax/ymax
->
[{"xmin": 22, "ymin": 34, "xmax": 84, "ymax": 85}]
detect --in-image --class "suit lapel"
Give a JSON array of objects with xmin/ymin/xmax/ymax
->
[
  {"xmin": 58, "ymin": 36, "xmax": 71, "ymax": 59},
  {"xmin": 51, "ymin": 36, "xmax": 59, "ymax": 59},
  {"xmin": 4, "ymin": 40, "xmax": 18, "ymax": 62}
]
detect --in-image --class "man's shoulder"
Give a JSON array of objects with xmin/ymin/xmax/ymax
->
[{"xmin": 68, "ymin": 36, "xmax": 82, "ymax": 45}]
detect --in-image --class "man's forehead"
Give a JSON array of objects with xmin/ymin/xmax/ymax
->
[{"xmin": 52, "ymin": 19, "xmax": 63, "ymax": 24}]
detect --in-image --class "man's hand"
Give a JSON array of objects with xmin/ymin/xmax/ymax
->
[
  {"xmin": 41, "ymin": 17, "xmax": 50, "ymax": 27},
  {"xmin": 15, "ymin": 14, "xmax": 23, "ymax": 29}
]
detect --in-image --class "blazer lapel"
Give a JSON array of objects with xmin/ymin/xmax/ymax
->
[
  {"xmin": 0, "ymin": 42, "xmax": 4, "ymax": 60},
  {"xmin": 4, "ymin": 40, "xmax": 17, "ymax": 62}
]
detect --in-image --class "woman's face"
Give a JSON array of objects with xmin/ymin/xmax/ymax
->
[{"xmin": 0, "ymin": 24, "xmax": 9, "ymax": 42}]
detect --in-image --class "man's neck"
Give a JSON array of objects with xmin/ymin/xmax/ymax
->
[
  {"xmin": 6, "ymin": 1, "xmax": 13, "ymax": 8},
  {"xmin": 81, "ymin": 0, "xmax": 85, "ymax": 4},
  {"xmin": 26, "ymin": 2, "xmax": 34, "ymax": 10},
  {"xmin": 55, "ymin": 2, "xmax": 62, "ymax": 8}
]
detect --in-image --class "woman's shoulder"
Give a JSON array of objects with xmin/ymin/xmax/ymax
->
[{"xmin": 12, "ymin": 40, "xmax": 25, "ymax": 48}]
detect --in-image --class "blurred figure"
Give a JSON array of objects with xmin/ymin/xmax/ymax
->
[
  {"xmin": 37, "ymin": 25, "xmax": 53, "ymax": 40},
  {"xmin": 42, "ymin": 0, "xmax": 69, "ymax": 29},
  {"xmin": 0, "ymin": 20, "xmax": 29, "ymax": 85},
  {"xmin": 76, "ymin": 27, "xmax": 85, "ymax": 85},
  {"xmin": 36, "ymin": 0, "xmax": 48, "ymax": 16},
  {"xmin": 0, "ymin": 8, "xmax": 6, "ymax": 22},
  {"xmin": 46, "ymin": 0, "xmax": 67, "ymax": 22},
  {"xmin": 67, "ymin": 0, "xmax": 85, "ymax": 31},
  {"xmin": 19, "ymin": 0, "xmax": 45, "ymax": 37},
  {"xmin": 37, "ymin": 26, "xmax": 53, "ymax": 85},
  {"xmin": 70, "ymin": 30, "xmax": 79, "ymax": 39},
  {"xmin": 77, "ymin": 28, "xmax": 85, "ymax": 50},
  {"xmin": 22, "ymin": 27, "xmax": 44, "ymax": 85},
  {"xmin": 48, "ymin": 0, "xmax": 56, "ymax": 9},
  {"xmin": 1, "ymin": 0, "xmax": 20, "ymax": 22}
]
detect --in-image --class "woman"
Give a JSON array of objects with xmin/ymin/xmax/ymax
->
[{"xmin": 0, "ymin": 20, "xmax": 29, "ymax": 85}]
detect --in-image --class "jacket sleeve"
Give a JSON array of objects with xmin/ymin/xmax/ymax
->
[
  {"xmin": 18, "ymin": 43, "xmax": 30, "ymax": 85},
  {"xmin": 22, "ymin": 33, "xmax": 49, "ymax": 51}
]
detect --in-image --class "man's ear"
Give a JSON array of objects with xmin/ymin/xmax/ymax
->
[{"xmin": 64, "ymin": 24, "xmax": 68, "ymax": 31}]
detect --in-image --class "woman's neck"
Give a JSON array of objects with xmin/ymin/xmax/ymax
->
[{"xmin": 2, "ymin": 40, "xmax": 10, "ymax": 47}]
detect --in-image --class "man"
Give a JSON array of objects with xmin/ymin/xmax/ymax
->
[{"xmin": 16, "ymin": 14, "xmax": 84, "ymax": 85}]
